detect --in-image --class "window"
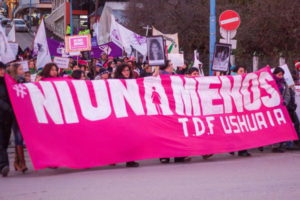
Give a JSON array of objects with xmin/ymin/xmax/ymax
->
[{"xmin": 14, "ymin": 20, "xmax": 25, "ymax": 25}]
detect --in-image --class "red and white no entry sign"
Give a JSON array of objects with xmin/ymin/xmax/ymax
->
[{"xmin": 219, "ymin": 10, "xmax": 240, "ymax": 31}]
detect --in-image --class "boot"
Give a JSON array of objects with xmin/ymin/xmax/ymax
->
[
  {"xmin": 17, "ymin": 145, "xmax": 28, "ymax": 173},
  {"xmin": 126, "ymin": 161, "xmax": 139, "ymax": 167},
  {"xmin": 1, "ymin": 165, "xmax": 9, "ymax": 177},
  {"xmin": 14, "ymin": 147, "xmax": 22, "ymax": 172}
]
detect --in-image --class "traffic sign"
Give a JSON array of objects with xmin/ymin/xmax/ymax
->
[
  {"xmin": 220, "ymin": 27, "xmax": 236, "ymax": 39},
  {"xmin": 219, "ymin": 10, "xmax": 240, "ymax": 31}
]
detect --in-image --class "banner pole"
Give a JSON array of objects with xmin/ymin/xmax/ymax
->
[{"xmin": 209, "ymin": 0, "xmax": 216, "ymax": 76}]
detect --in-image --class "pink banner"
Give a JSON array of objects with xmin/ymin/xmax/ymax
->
[{"xmin": 5, "ymin": 67, "xmax": 298, "ymax": 170}]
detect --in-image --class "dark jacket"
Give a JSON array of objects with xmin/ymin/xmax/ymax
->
[
  {"xmin": 15, "ymin": 75, "xmax": 26, "ymax": 84},
  {"xmin": 0, "ymin": 77, "xmax": 13, "ymax": 123},
  {"xmin": 287, "ymin": 88, "xmax": 297, "ymax": 112}
]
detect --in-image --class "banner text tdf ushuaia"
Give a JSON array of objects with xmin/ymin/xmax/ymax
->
[{"xmin": 6, "ymin": 67, "xmax": 297, "ymax": 170}]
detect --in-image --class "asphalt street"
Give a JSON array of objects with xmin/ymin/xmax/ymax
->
[
  {"xmin": 8, "ymin": 27, "xmax": 36, "ymax": 50},
  {"xmin": 0, "ymin": 148, "xmax": 300, "ymax": 200},
  {"xmin": 15, "ymin": 32, "xmax": 34, "ymax": 50}
]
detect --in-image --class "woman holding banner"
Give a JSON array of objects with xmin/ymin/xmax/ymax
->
[
  {"xmin": 40, "ymin": 63, "xmax": 59, "ymax": 79},
  {"xmin": 8, "ymin": 63, "xmax": 28, "ymax": 173},
  {"xmin": 0, "ymin": 62, "xmax": 13, "ymax": 177},
  {"xmin": 234, "ymin": 66, "xmax": 252, "ymax": 157},
  {"xmin": 158, "ymin": 60, "xmax": 192, "ymax": 163},
  {"xmin": 186, "ymin": 67, "xmax": 200, "ymax": 77},
  {"xmin": 114, "ymin": 64, "xmax": 139, "ymax": 167},
  {"xmin": 272, "ymin": 67, "xmax": 291, "ymax": 152}
]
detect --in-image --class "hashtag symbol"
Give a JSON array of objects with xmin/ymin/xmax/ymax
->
[{"xmin": 13, "ymin": 84, "xmax": 27, "ymax": 98}]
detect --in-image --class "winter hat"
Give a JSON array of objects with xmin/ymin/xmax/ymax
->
[
  {"xmin": 295, "ymin": 60, "xmax": 300, "ymax": 70},
  {"xmin": 96, "ymin": 62, "xmax": 103, "ymax": 68},
  {"xmin": 78, "ymin": 60, "xmax": 88, "ymax": 66},
  {"xmin": 99, "ymin": 68, "xmax": 110, "ymax": 75}
]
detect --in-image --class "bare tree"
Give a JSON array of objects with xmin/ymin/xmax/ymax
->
[{"xmin": 125, "ymin": 0, "xmax": 300, "ymax": 71}]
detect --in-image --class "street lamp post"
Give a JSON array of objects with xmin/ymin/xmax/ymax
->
[
  {"xmin": 209, "ymin": 0, "xmax": 216, "ymax": 75},
  {"xmin": 29, "ymin": 0, "xmax": 32, "ymax": 32},
  {"xmin": 70, "ymin": 0, "xmax": 73, "ymax": 35}
]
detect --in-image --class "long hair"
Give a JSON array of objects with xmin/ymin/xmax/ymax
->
[
  {"xmin": 114, "ymin": 64, "xmax": 133, "ymax": 79},
  {"xmin": 8, "ymin": 63, "xmax": 22, "ymax": 80},
  {"xmin": 273, "ymin": 67, "xmax": 285, "ymax": 75},
  {"xmin": 71, "ymin": 70, "xmax": 84, "ymax": 80},
  {"xmin": 160, "ymin": 60, "xmax": 171, "ymax": 71},
  {"xmin": 28, "ymin": 59, "xmax": 37, "ymax": 72},
  {"xmin": 186, "ymin": 67, "xmax": 199, "ymax": 75},
  {"xmin": 40, "ymin": 63, "xmax": 59, "ymax": 78},
  {"xmin": 233, "ymin": 66, "xmax": 246, "ymax": 73},
  {"xmin": 149, "ymin": 39, "xmax": 163, "ymax": 60}
]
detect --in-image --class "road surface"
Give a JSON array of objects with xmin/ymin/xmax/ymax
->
[
  {"xmin": 7, "ymin": 27, "xmax": 36, "ymax": 50},
  {"xmin": 0, "ymin": 148, "xmax": 300, "ymax": 200}
]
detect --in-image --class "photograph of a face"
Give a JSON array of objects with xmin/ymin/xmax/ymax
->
[
  {"xmin": 147, "ymin": 36, "xmax": 166, "ymax": 66},
  {"xmin": 212, "ymin": 43, "xmax": 231, "ymax": 72}
]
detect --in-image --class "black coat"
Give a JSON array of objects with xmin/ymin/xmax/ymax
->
[{"xmin": 0, "ymin": 77, "xmax": 13, "ymax": 123}]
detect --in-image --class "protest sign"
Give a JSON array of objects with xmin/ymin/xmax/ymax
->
[
  {"xmin": 168, "ymin": 54, "xmax": 184, "ymax": 69},
  {"xmin": 212, "ymin": 43, "xmax": 231, "ymax": 72},
  {"xmin": 8, "ymin": 42, "xmax": 18, "ymax": 56},
  {"xmin": 53, "ymin": 57, "xmax": 70, "ymax": 69},
  {"xmin": 152, "ymin": 27, "xmax": 179, "ymax": 54},
  {"xmin": 31, "ymin": 73, "xmax": 37, "ymax": 82},
  {"xmin": 147, "ymin": 36, "xmax": 166, "ymax": 66},
  {"xmin": 279, "ymin": 64, "xmax": 295, "ymax": 87},
  {"xmin": 5, "ymin": 67, "xmax": 297, "ymax": 170},
  {"xmin": 65, "ymin": 34, "xmax": 91, "ymax": 53}
]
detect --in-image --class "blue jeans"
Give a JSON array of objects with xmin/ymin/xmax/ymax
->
[{"xmin": 12, "ymin": 118, "xmax": 23, "ymax": 146}]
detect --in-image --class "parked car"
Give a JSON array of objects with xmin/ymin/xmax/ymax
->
[
  {"xmin": 0, "ymin": 8, "xmax": 5, "ymax": 15},
  {"xmin": 13, "ymin": 19, "xmax": 28, "ymax": 32},
  {"xmin": 1, "ymin": 18, "xmax": 11, "ymax": 28}
]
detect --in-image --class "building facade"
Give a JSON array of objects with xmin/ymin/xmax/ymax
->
[
  {"xmin": 46, "ymin": 0, "xmax": 127, "ymax": 40},
  {"xmin": 13, "ymin": 0, "xmax": 51, "ymax": 23}
]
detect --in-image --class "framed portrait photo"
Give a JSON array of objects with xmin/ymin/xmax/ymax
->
[
  {"xmin": 212, "ymin": 43, "xmax": 231, "ymax": 72},
  {"xmin": 147, "ymin": 36, "xmax": 166, "ymax": 66}
]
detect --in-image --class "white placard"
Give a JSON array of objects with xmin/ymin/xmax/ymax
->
[
  {"xmin": 31, "ymin": 73, "xmax": 37, "ymax": 82},
  {"xmin": 69, "ymin": 51, "xmax": 81, "ymax": 56},
  {"xmin": 295, "ymin": 85, "xmax": 300, "ymax": 119},
  {"xmin": 168, "ymin": 53, "xmax": 184, "ymax": 69},
  {"xmin": 280, "ymin": 64, "xmax": 295, "ymax": 87},
  {"xmin": 17, "ymin": 61, "xmax": 29, "ymax": 72},
  {"xmin": 9, "ymin": 42, "xmax": 18, "ymax": 56},
  {"xmin": 53, "ymin": 57, "xmax": 70, "ymax": 69}
]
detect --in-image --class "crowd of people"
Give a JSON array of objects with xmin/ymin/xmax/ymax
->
[{"xmin": 0, "ymin": 48, "xmax": 299, "ymax": 177}]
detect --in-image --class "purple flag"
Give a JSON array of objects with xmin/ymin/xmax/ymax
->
[{"xmin": 47, "ymin": 37, "xmax": 122, "ymax": 59}]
